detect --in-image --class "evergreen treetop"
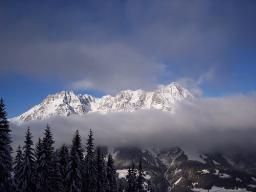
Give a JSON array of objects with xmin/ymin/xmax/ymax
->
[
  {"xmin": 67, "ymin": 130, "xmax": 83, "ymax": 192},
  {"xmin": 137, "ymin": 159, "xmax": 145, "ymax": 192},
  {"xmin": 0, "ymin": 98, "xmax": 12, "ymax": 191},
  {"xmin": 106, "ymin": 154, "xmax": 117, "ymax": 192},
  {"xmin": 14, "ymin": 145, "xmax": 23, "ymax": 192},
  {"xmin": 20, "ymin": 127, "xmax": 36, "ymax": 192}
]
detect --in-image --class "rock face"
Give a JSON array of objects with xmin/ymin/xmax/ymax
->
[
  {"xmin": 113, "ymin": 147, "xmax": 256, "ymax": 192},
  {"xmin": 12, "ymin": 82, "xmax": 193, "ymax": 122}
]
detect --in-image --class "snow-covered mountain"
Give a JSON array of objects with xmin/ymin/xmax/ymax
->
[{"xmin": 12, "ymin": 82, "xmax": 193, "ymax": 122}]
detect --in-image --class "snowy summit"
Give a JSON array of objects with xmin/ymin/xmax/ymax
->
[{"xmin": 12, "ymin": 82, "xmax": 193, "ymax": 122}]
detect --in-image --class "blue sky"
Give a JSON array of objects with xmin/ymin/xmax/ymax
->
[{"xmin": 1, "ymin": 0, "xmax": 256, "ymax": 117}]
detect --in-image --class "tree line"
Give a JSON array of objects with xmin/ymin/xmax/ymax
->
[{"xmin": 0, "ymin": 98, "xmax": 152, "ymax": 192}]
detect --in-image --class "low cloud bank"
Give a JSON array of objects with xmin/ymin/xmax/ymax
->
[{"xmin": 11, "ymin": 94, "xmax": 256, "ymax": 153}]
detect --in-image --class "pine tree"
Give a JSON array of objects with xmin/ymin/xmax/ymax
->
[
  {"xmin": 146, "ymin": 180, "xmax": 154, "ymax": 192},
  {"xmin": 35, "ymin": 138, "xmax": 43, "ymax": 161},
  {"xmin": 72, "ymin": 130, "xmax": 84, "ymax": 162},
  {"xmin": 0, "ymin": 98, "xmax": 13, "ymax": 192},
  {"xmin": 106, "ymin": 154, "xmax": 117, "ymax": 192},
  {"xmin": 136, "ymin": 159, "xmax": 145, "ymax": 192},
  {"xmin": 13, "ymin": 145, "xmax": 23, "ymax": 192},
  {"xmin": 20, "ymin": 127, "xmax": 36, "ymax": 192},
  {"xmin": 117, "ymin": 182, "xmax": 125, "ymax": 192},
  {"xmin": 59, "ymin": 144, "xmax": 70, "ymax": 192},
  {"xmin": 35, "ymin": 138, "xmax": 44, "ymax": 192},
  {"xmin": 96, "ymin": 147, "xmax": 107, "ymax": 192},
  {"xmin": 83, "ymin": 129, "xmax": 97, "ymax": 192},
  {"xmin": 39, "ymin": 125, "xmax": 55, "ymax": 192},
  {"xmin": 126, "ymin": 163, "xmax": 137, "ymax": 192},
  {"xmin": 126, "ymin": 168, "xmax": 133, "ymax": 192},
  {"xmin": 67, "ymin": 130, "xmax": 83, "ymax": 192},
  {"xmin": 50, "ymin": 151, "xmax": 64, "ymax": 192}
]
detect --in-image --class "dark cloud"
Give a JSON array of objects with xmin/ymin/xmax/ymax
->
[
  {"xmin": 1, "ymin": 0, "xmax": 256, "ymax": 93},
  {"xmin": 1, "ymin": 41, "xmax": 164, "ymax": 92},
  {"xmin": 11, "ymin": 94, "xmax": 256, "ymax": 153}
]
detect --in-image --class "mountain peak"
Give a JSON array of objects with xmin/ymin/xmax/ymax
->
[{"xmin": 11, "ymin": 82, "xmax": 193, "ymax": 123}]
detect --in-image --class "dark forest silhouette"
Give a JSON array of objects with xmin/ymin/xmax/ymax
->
[{"xmin": 0, "ymin": 98, "xmax": 151, "ymax": 192}]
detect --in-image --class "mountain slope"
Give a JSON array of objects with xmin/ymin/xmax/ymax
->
[
  {"xmin": 12, "ymin": 82, "xmax": 193, "ymax": 122},
  {"xmin": 113, "ymin": 147, "xmax": 256, "ymax": 192}
]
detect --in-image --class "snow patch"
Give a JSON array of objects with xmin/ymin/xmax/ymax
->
[
  {"xmin": 192, "ymin": 186, "xmax": 250, "ymax": 192},
  {"xmin": 117, "ymin": 169, "xmax": 129, "ymax": 179},
  {"xmin": 219, "ymin": 173, "xmax": 231, "ymax": 179},
  {"xmin": 184, "ymin": 150, "xmax": 206, "ymax": 163},
  {"xmin": 213, "ymin": 160, "xmax": 221, "ymax": 165},
  {"xmin": 248, "ymin": 184, "xmax": 256, "ymax": 188},
  {"xmin": 198, "ymin": 169, "xmax": 210, "ymax": 174},
  {"xmin": 251, "ymin": 177, "xmax": 256, "ymax": 182},
  {"xmin": 236, "ymin": 177, "xmax": 242, "ymax": 182},
  {"xmin": 174, "ymin": 177, "xmax": 182, "ymax": 186}
]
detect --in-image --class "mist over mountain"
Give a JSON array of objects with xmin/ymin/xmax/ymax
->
[{"xmin": 10, "ymin": 82, "xmax": 256, "ymax": 154}]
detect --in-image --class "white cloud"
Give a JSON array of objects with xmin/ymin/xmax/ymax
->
[
  {"xmin": 11, "ymin": 94, "xmax": 256, "ymax": 153},
  {"xmin": 70, "ymin": 79, "xmax": 95, "ymax": 90},
  {"xmin": 177, "ymin": 68, "xmax": 216, "ymax": 97}
]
